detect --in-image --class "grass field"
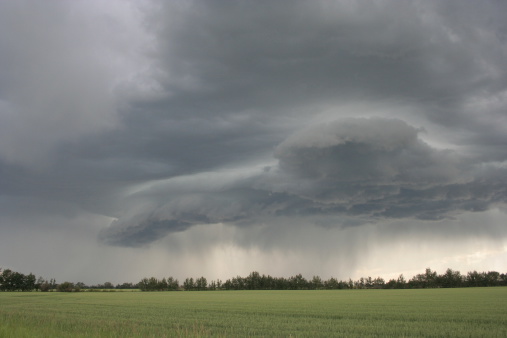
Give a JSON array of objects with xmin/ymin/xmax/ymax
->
[{"xmin": 0, "ymin": 288, "xmax": 506, "ymax": 337}]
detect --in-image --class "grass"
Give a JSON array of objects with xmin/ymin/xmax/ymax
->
[{"xmin": 0, "ymin": 288, "xmax": 506, "ymax": 337}]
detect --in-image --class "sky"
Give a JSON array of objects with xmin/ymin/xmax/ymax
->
[{"xmin": 1, "ymin": 0, "xmax": 507, "ymax": 285}]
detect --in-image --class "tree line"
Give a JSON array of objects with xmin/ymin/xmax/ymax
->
[
  {"xmin": 1, "ymin": 267, "xmax": 506, "ymax": 292},
  {"xmin": 177, "ymin": 269, "xmax": 507, "ymax": 291}
]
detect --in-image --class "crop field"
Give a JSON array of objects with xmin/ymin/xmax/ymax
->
[{"xmin": 0, "ymin": 288, "xmax": 506, "ymax": 337}]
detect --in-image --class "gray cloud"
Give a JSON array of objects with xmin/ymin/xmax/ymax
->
[
  {"xmin": 274, "ymin": 118, "xmax": 460, "ymax": 184},
  {"xmin": 99, "ymin": 117, "xmax": 507, "ymax": 247},
  {"xmin": 1, "ymin": 0, "xmax": 507, "ymax": 282}
]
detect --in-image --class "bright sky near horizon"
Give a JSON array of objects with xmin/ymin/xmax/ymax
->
[{"xmin": 1, "ymin": 0, "xmax": 506, "ymax": 284}]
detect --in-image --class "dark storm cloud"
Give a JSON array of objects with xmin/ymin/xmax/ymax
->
[
  {"xmin": 95, "ymin": 0, "xmax": 507, "ymax": 246},
  {"xmin": 101, "ymin": 0, "xmax": 507, "ymax": 181},
  {"xmin": 99, "ymin": 186, "xmax": 310, "ymax": 247},
  {"xmin": 100, "ymin": 117, "xmax": 507, "ymax": 247},
  {"xmin": 147, "ymin": 0, "xmax": 507, "ymax": 108},
  {"xmin": 273, "ymin": 118, "xmax": 459, "ymax": 185},
  {"xmin": 1, "ymin": 0, "xmax": 507, "ymax": 255}
]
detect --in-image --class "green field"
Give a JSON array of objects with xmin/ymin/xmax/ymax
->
[{"xmin": 1, "ymin": 288, "xmax": 506, "ymax": 337}]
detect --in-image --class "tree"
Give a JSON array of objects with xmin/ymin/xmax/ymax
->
[
  {"xmin": 75, "ymin": 282, "xmax": 87, "ymax": 290},
  {"xmin": 138, "ymin": 277, "xmax": 160, "ymax": 291},
  {"xmin": 439, "ymin": 268, "xmax": 463, "ymax": 288},
  {"xmin": 347, "ymin": 278, "xmax": 354, "ymax": 289},
  {"xmin": 215, "ymin": 279, "xmax": 223, "ymax": 290},
  {"xmin": 355, "ymin": 277, "xmax": 365, "ymax": 289},
  {"xmin": 246, "ymin": 271, "xmax": 261, "ymax": 290},
  {"xmin": 50, "ymin": 278, "xmax": 57, "ymax": 290},
  {"xmin": 138, "ymin": 278, "xmax": 148, "ymax": 291},
  {"xmin": 396, "ymin": 274, "xmax": 406, "ymax": 289},
  {"xmin": 167, "ymin": 277, "xmax": 179, "ymax": 291},
  {"xmin": 57, "ymin": 282, "xmax": 77, "ymax": 292},
  {"xmin": 103, "ymin": 282, "xmax": 114, "ymax": 289},
  {"xmin": 0, "ymin": 269, "xmax": 10, "ymax": 291},
  {"xmin": 116, "ymin": 282, "xmax": 135, "ymax": 289},
  {"xmin": 4, "ymin": 266, "xmax": 506, "ymax": 293},
  {"xmin": 324, "ymin": 277, "xmax": 339, "ymax": 290},
  {"xmin": 0, "ymin": 269, "xmax": 36, "ymax": 291},
  {"xmin": 410, "ymin": 268, "xmax": 438, "ymax": 288},
  {"xmin": 38, "ymin": 278, "xmax": 52, "ymax": 292},
  {"xmin": 365, "ymin": 277, "xmax": 373, "ymax": 289},
  {"xmin": 465, "ymin": 271, "xmax": 484, "ymax": 287},
  {"xmin": 385, "ymin": 279, "xmax": 397, "ymax": 289},
  {"xmin": 22, "ymin": 273, "xmax": 36, "ymax": 291},
  {"xmin": 10, "ymin": 271, "xmax": 22, "ymax": 291},
  {"xmin": 195, "ymin": 277, "xmax": 207, "ymax": 291},
  {"xmin": 309, "ymin": 276, "xmax": 323, "ymax": 290},
  {"xmin": 230, "ymin": 276, "xmax": 245, "ymax": 290},
  {"xmin": 425, "ymin": 268, "xmax": 438, "ymax": 288},
  {"xmin": 223, "ymin": 279, "xmax": 232, "ymax": 290},
  {"xmin": 183, "ymin": 278, "xmax": 195, "ymax": 291},
  {"xmin": 290, "ymin": 274, "xmax": 308, "ymax": 290},
  {"xmin": 372, "ymin": 277, "xmax": 385, "ymax": 289},
  {"xmin": 484, "ymin": 271, "xmax": 500, "ymax": 286},
  {"xmin": 157, "ymin": 278, "xmax": 168, "ymax": 291}
]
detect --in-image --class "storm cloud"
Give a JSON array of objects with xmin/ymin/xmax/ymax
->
[
  {"xmin": 1, "ymin": 0, "xmax": 506, "ymax": 283},
  {"xmin": 100, "ymin": 117, "xmax": 507, "ymax": 247}
]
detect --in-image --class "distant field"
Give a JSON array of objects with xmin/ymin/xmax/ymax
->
[{"xmin": 1, "ymin": 288, "xmax": 506, "ymax": 337}]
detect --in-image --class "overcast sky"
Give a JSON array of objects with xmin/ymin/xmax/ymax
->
[{"xmin": 1, "ymin": 0, "xmax": 506, "ymax": 285}]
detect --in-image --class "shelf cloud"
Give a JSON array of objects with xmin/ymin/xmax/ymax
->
[{"xmin": 100, "ymin": 117, "xmax": 507, "ymax": 247}]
